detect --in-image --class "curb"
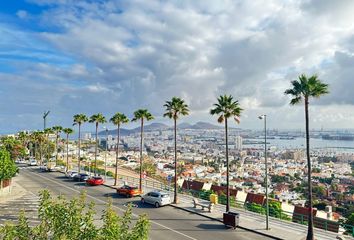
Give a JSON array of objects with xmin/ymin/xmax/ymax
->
[{"xmin": 170, "ymin": 204, "xmax": 283, "ymax": 240}]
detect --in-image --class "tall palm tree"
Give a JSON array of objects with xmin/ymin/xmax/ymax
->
[
  {"xmin": 132, "ymin": 109, "xmax": 154, "ymax": 191},
  {"xmin": 163, "ymin": 97, "xmax": 189, "ymax": 204},
  {"xmin": 52, "ymin": 126, "xmax": 63, "ymax": 165},
  {"xmin": 285, "ymin": 74, "xmax": 329, "ymax": 240},
  {"xmin": 63, "ymin": 128, "xmax": 74, "ymax": 172},
  {"xmin": 31, "ymin": 131, "xmax": 45, "ymax": 165},
  {"xmin": 110, "ymin": 112, "xmax": 129, "ymax": 185},
  {"xmin": 89, "ymin": 113, "xmax": 106, "ymax": 175},
  {"xmin": 73, "ymin": 114, "xmax": 88, "ymax": 173},
  {"xmin": 43, "ymin": 128, "xmax": 54, "ymax": 163},
  {"xmin": 210, "ymin": 95, "xmax": 242, "ymax": 212}
]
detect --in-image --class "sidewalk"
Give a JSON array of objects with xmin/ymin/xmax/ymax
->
[{"xmin": 0, "ymin": 178, "xmax": 27, "ymax": 203}]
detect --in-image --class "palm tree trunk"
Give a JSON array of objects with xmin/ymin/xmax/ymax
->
[
  {"xmin": 78, "ymin": 124, "xmax": 81, "ymax": 174},
  {"xmin": 114, "ymin": 125, "xmax": 120, "ymax": 186},
  {"xmin": 225, "ymin": 118, "xmax": 230, "ymax": 212},
  {"xmin": 174, "ymin": 117, "xmax": 178, "ymax": 204},
  {"xmin": 139, "ymin": 118, "xmax": 144, "ymax": 192},
  {"xmin": 305, "ymin": 97, "xmax": 314, "ymax": 240},
  {"xmin": 94, "ymin": 123, "xmax": 98, "ymax": 175},
  {"xmin": 66, "ymin": 134, "xmax": 69, "ymax": 172},
  {"xmin": 56, "ymin": 135, "xmax": 59, "ymax": 166}
]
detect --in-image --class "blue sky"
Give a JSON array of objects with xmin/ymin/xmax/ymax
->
[{"xmin": 1, "ymin": 0, "xmax": 354, "ymax": 134}]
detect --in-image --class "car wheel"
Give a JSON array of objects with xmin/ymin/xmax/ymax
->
[{"xmin": 155, "ymin": 202, "xmax": 160, "ymax": 208}]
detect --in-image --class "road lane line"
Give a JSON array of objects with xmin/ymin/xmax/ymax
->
[{"xmin": 22, "ymin": 170, "xmax": 197, "ymax": 240}]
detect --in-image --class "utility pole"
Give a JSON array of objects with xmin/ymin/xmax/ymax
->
[{"xmin": 43, "ymin": 111, "xmax": 50, "ymax": 130}]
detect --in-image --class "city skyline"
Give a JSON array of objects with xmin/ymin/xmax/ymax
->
[{"xmin": 1, "ymin": 0, "xmax": 354, "ymax": 133}]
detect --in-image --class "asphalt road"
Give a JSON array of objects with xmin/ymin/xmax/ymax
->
[{"xmin": 14, "ymin": 166, "xmax": 272, "ymax": 240}]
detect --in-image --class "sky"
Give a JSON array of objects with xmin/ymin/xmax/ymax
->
[{"xmin": 1, "ymin": 0, "xmax": 354, "ymax": 133}]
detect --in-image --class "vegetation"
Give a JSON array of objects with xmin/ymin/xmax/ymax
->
[
  {"xmin": 63, "ymin": 128, "xmax": 74, "ymax": 171},
  {"xmin": 132, "ymin": 109, "xmax": 154, "ymax": 192},
  {"xmin": 285, "ymin": 74, "xmax": 329, "ymax": 240},
  {"xmin": 0, "ymin": 148, "xmax": 18, "ymax": 181},
  {"xmin": 110, "ymin": 112, "xmax": 129, "ymax": 186},
  {"xmin": 73, "ymin": 114, "xmax": 88, "ymax": 173},
  {"xmin": 0, "ymin": 136, "xmax": 27, "ymax": 161},
  {"xmin": 89, "ymin": 113, "xmax": 107, "ymax": 175},
  {"xmin": 0, "ymin": 190, "xmax": 150, "ymax": 239},
  {"xmin": 210, "ymin": 94, "xmax": 242, "ymax": 212},
  {"xmin": 163, "ymin": 97, "xmax": 189, "ymax": 204}
]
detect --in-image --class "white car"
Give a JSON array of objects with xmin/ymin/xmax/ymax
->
[
  {"xmin": 141, "ymin": 191, "xmax": 171, "ymax": 208},
  {"xmin": 28, "ymin": 159, "xmax": 37, "ymax": 166},
  {"xmin": 66, "ymin": 171, "xmax": 79, "ymax": 179}
]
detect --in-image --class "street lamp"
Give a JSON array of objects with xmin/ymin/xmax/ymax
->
[
  {"xmin": 102, "ymin": 126, "xmax": 108, "ymax": 181},
  {"xmin": 259, "ymin": 114, "xmax": 269, "ymax": 230}
]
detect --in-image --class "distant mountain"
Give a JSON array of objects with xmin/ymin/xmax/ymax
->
[
  {"xmin": 192, "ymin": 121, "xmax": 222, "ymax": 129},
  {"xmin": 98, "ymin": 121, "xmax": 223, "ymax": 136},
  {"xmin": 98, "ymin": 122, "xmax": 169, "ymax": 136}
]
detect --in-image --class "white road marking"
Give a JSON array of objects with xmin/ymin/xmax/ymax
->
[{"xmin": 23, "ymin": 170, "xmax": 198, "ymax": 240}]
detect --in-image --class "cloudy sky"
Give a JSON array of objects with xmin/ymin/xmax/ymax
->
[{"xmin": 1, "ymin": 0, "xmax": 354, "ymax": 133}]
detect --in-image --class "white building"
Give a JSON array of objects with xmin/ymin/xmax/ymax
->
[{"xmin": 235, "ymin": 135, "xmax": 243, "ymax": 150}]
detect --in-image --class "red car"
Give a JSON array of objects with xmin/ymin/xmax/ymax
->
[
  {"xmin": 116, "ymin": 185, "xmax": 142, "ymax": 197},
  {"xmin": 86, "ymin": 176, "xmax": 104, "ymax": 186}
]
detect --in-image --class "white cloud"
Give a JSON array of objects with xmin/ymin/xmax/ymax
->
[{"xmin": 1, "ymin": 0, "xmax": 354, "ymax": 131}]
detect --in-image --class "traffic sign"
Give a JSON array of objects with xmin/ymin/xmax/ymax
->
[{"xmin": 167, "ymin": 175, "xmax": 172, "ymax": 182}]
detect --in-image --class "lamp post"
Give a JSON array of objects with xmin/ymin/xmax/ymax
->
[
  {"xmin": 43, "ymin": 111, "xmax": 50, "ymax": 130},
  {"xmin": 103, "ymin": 126, "xmax": 108, "ymax": 181},
  {"xmin": 259, "ymin": 114, "xmax": 269, "ymax": 230}
]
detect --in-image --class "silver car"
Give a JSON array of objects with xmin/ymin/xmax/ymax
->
[{"xmin": 141, "ymin": 191, "xmax": 171, "ymax": 208}]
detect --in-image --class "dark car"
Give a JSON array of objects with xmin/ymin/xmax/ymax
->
[{"xmin": 73, "ymin": 173, "xmax": 89, "ymax": 182}]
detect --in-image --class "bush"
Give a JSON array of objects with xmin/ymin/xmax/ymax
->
[
  {"xmin": 0, "ymin": 148, "xmax": 18, "ymax": 181},
  {"xmin": 0, "ymin": 190, "xmax": 150, "ymax": 239}
]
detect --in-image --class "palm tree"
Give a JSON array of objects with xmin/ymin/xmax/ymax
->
[
  {"xmin": 52, "ymin": 126, "xmax": 63, "ymax": 165},
  {"xmin": 43, "ymin": 128, "xmax": 54, "ymax": 164},
  {"xmin": 285, "ymin": 74, "xmax": 329, "ymax": 240},
  {"xmin": 210, "ymin": 95, "xmax": 242, "ymax": 212},
  {"xmin": 31, "ymin": 131, "xmax": 45, "ymax": 165},
  {"xmin": 63, "ymin": 128, "xmax": 74, "ymax": 172},
  {"xmin": 132, "ymin": 109, "xmax": 154, "ymax": 191},
  {"xmin": 89, "ymin": 113, "xmax": 107, "ymax": 175},
  {"xmin": 163, "ymin": 97, "xmax": 189, "ymax": 204},
  {"xmin": 73, "ymin": 114, "xmax": 88, "ymax": 173},
  {"xmin": 110, "ymin": 112, "xmax": 129, "ymax": 185}
]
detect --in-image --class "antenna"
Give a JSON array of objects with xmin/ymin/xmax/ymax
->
[{"xmin": 43, "ymin": 110, "xmax": 50, "ymax": 130}]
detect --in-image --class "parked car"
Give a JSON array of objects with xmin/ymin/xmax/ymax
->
[
  {"xmin": 141, "ymin": 191, "xmax": 171, "ymax": 208},
  {"xmin": 116, "ymin": 185, "xmax": 142, "ymax": 198},
  {"xmin": 86, "ymin": 176, "xmax": 104, "ymax": 186},
  {"xmin": 65, "ymin": 171, "xmax": 78, "ymax": 178},
  {"xmin": 28, "ymin": 159, "xmax": 37, "ymax": 166},
  {"xmin": 73, "ymin": 173, "xmax": 89, "ymax": 182}
]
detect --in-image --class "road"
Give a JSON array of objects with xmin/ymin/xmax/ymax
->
[{"xmin": 11, "ymin": 166, "xmax": 272, "ymax": 240}]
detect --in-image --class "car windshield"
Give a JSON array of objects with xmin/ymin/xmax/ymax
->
[
  {"xmin": 128, "ymin": 186, "xmax": 138, "ymax": 189},
  {"xmin": 93, "ymin": 177, "xmax": 102, "ymax": 180}
]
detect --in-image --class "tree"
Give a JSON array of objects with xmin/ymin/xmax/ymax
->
[
  {"xmin": 43, "ymin": 128, "xmax": 54, "ymax": 162},
  {"xmin": 89, "ymin": 114, "xmax": 106, "ymax": 176},
  {"xmin": 163, "ymin": 97, "xmax": 189, "ymax": 204},
  {"xmin": 0, "ymin": 148, "xmax": 18, "ymax": 181},
  {"xmin": 132, "ymin": 109, "xmax": 154, "ymax": 191},
  {"xmin": 1, "ymin": 136, "xmax": 27, "ymax": 161},
  {"xmin": 73, "ymin": 114, "xmax": 88, "ymax": 173},
  {"xmin": 52, "ymin": 126, "xmax": 63, "ymax": 166},
  {"xmin": 30, "ymin": 131, "xmax": 46, "ymax": 165},
  {"xmin": 0, "ymin": 190, "xmax": 150, "ymax": 239},
  {"xmin": 210, "ymin": 95, "xmax": 242, "ymax": 212},
  {"xmin": 110, "ymin": 113, "xmax": 129, "ymax": 186},
  {"xmin": 63, "ymin": 128, "xmax": 74, "ymax": 172},
  {"xmin": 285, "ymin": 74, "xmax": 329, "ymax": 240}
]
